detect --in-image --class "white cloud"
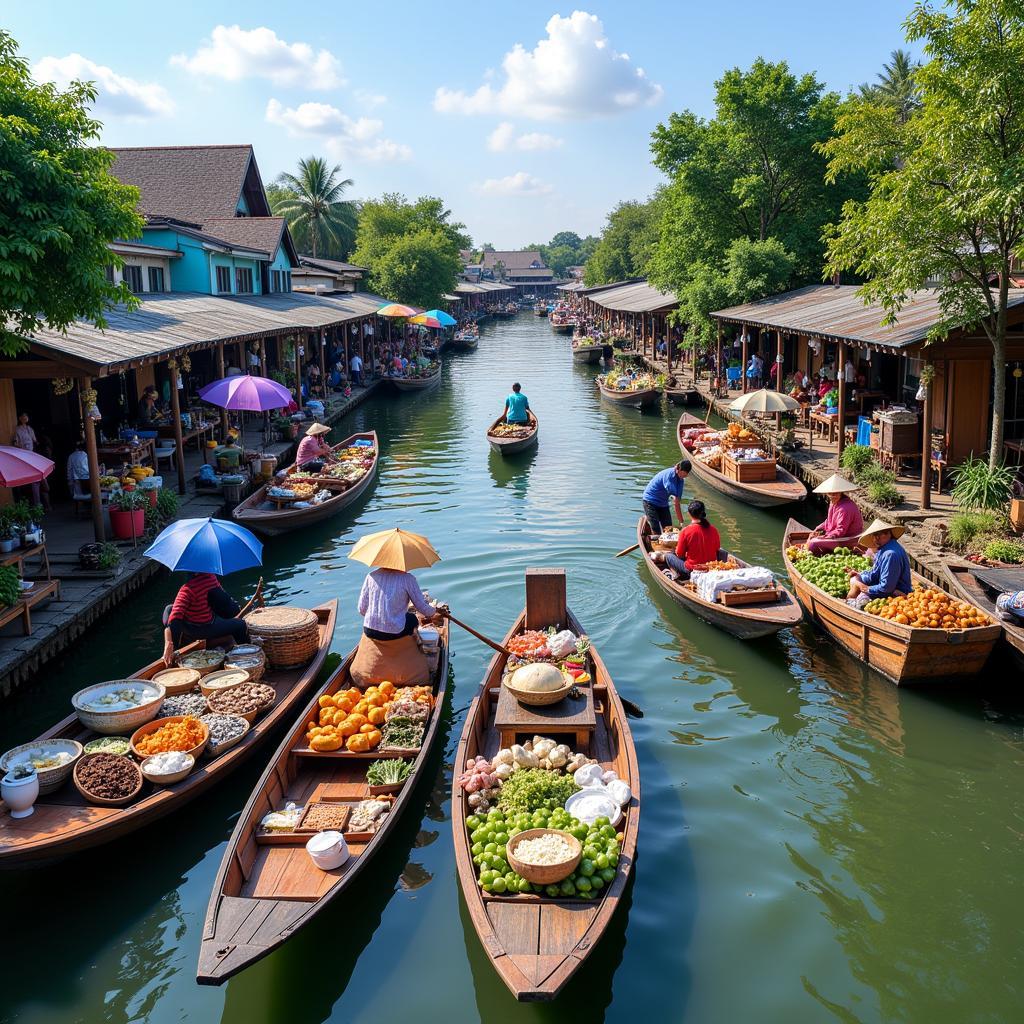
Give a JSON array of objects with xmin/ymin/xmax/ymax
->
[
  {"xmin": 435, "ymin": 11, "xmax": 662, "ymax": 120},
  {"xmin": 171, "ymin": 26, "xmax": 343, "ymax": 89},
  {"xmin": 265, "ymin": 99, "xmax": 411, "ymax": 162},
  {"xmin": 487, "ymin": 121, "xmax": 563, "ymax": 152},
  {"xmin": 34, "ymin": 54, "xmax": 174, "ymax": 120},
  {"xmin": 354, "ymin": 88, "xmax": 387, "ymax": 108},
  {"xmin": 477, "ymin": 172, "xmax": 554, "ymax": 197}
]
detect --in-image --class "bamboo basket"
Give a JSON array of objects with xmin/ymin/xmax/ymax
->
[{"xmin": 244, "ymin": 606, "xmax": 319, "ymax": 668}]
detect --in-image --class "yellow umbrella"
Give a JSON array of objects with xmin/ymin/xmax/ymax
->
[{"xmin": 348, "ymin": 528, "xmax": 441, "ymax": 571}]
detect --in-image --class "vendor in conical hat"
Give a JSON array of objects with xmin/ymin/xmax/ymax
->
[
  {"xmin": 807, "ymin": 474, "xmax": 865, "ymax": 555},
  {"xmin": 845, "ymin": 519, "xmax": 912, "ymax": 603},
  {"xmin": 295, "ymin": 422, "xmax": 332, "ymax": 473}
]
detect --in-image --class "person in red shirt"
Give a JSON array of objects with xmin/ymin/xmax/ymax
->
[
  {"xmin": 162, "ymin": 572, "xmax": 248, "ymax": 665},
  {"xmin": 662, "ymin": 500, "xmax": 725, "ymax": 579}
]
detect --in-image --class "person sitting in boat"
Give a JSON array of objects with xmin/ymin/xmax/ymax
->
[
  {"xmin": 162, "ymin": 573, "xmax": 249, "ymax": 665},
  {"xmin": 296, "ymin": 422, "xmax": 332, "ymax": 473},
  {"xmin": 654, "ymin": 500, "xmax": 724, "ymax": 579},
  {"xmin": 359, "ymin": 566, "xmax": 445, "ymax": 642},
  {"xmin": 642, "ymin": 459, "xmax": 691, "ymax": 535},
  {"xmin": 807, "ymin": 475, "xmax": 865, "ymax": 555},
  {"xmin": 845, "ymin": 519, "xmax": 912, "ymax": 603},
  {"xmin": 995, "ymin": 590, "xmax": 1024, "ymax": 622},
  {"xmin": 505, "ymin": 383, "xmax": 530, "ymax": 424}
]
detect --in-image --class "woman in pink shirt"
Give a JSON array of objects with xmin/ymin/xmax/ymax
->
[
  {"xmin": 295, "ymin": 422, "xmax": 332, "ymax": 472},
  {"xmin": 806, "ymin": 474, "xmax": 865, "ymax": 555}
]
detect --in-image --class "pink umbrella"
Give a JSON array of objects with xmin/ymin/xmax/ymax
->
[
  {"xmin": 198, "ymin": 374, "xmax": 293, "ymax": 412},
  {"xmin": 0, "ymin": 447, "xmax": 55, "ymax": 487}
]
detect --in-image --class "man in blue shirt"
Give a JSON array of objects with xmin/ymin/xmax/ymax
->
[
  {"xmin": 846, "ymin": 519, "xmax": 912, "ymax": 601},
  {"xmin": 642, "ymin": 460, "xmax": 692, "ymax": 535},
  {"xmin": 505, "ymin": 382, "xmax": 530, "ymax": 424}
]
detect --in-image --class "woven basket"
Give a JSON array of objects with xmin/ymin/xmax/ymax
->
[
  {"xmin": 0, "ymin": 739, "xmax": 83, "ymax": 796},
  {"xmin": 151, "ymin": 667, "xmax": 201, "ymax": 695},
  {"xmin": 506, "ymin": 828, "xmax": 582, "ymax": 884},
  {"xmin": 245, "ymin": 606, "xmax": 319, "ymax": 668},
  {"xmin": 73, "ymin": 753, "xmax": 143, "ymax": 807}
]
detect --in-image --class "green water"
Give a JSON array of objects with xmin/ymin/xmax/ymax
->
[{"xmin": 3, "ymin": 315, "xmax": 1023, "ymax": 1024}]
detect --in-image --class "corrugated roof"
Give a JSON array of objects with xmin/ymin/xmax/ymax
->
[
  {"xmin": 480, "ymin": 250, "xmax": 546, "ymax": 270},
  {"xmin": 22, "ymin": 291, "xmax": 391, "ymax": 376},
  {"xmin": 710, "ymin": 284, "xmax": 1024, "ymax": 349},
  {"xmin": 298, "ymin": 255, "xmax": 367, "ymax": 274},
  {"xmin": 455, "ymin": 281, "xmax": 515, "ymax": 294},
  {"xmin": 111, "ymin": 145, "xmax": 258, "ymax": 223},
  {"xmin": 588, "ymin": 280, "xmax": 679, "ymax": 313}
]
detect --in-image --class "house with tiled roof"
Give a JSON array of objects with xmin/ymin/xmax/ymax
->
[
  {"xmin": 476, "ymin": 249, "xmax": 557, "ymax": 294},
  {"xmin": 292, "ymin": 255, "xmax": 368, "ymax": 294},
  {"xmin": 107, "ymin": 145, "xmax": 298, "ymax": 297}
]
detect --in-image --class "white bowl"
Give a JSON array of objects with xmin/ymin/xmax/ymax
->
[
  {"xmin": 0, "ymin": 739, "xmax": 84, "ymax": 795},
  {"xmin": 72, "ymin": 680, "xmax": 165, "ymax": 735},
  {"xmin": 306, "ymin": 830, "xmax": 350, "ymax": 870}
]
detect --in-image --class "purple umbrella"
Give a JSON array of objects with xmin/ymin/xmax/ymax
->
[{"xmin": 198, "ymin": 374, "xmax": 293, "ymax": 412}]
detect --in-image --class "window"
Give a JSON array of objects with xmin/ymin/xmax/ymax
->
[
  {"xmin": 284, "ymin": 271, "xmax": 292, "ymax": 293},
  {"xmin": 271, "ymin": 269, "xmax": 281, "ymax": 293},
  {"xmin": 215, "ymin": 266, "xmax": 232, "ymax": 293},
  {"xmin": 235, "ymin": 267, "xmax": 254, "ymax": 294},
  {"xmin": 123, "ymin": 265, "xmax": 143, "ymax": 293},
  {"xmin": 148, "ymin": 266, "xmax": 165, "ymax": 293}
]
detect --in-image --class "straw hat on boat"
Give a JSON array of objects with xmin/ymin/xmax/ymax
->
[
  {"xmin": 305, "ymin": 422, "xmax": 331, "ymax": 436},
  {"xmin": 813, "ymin": 474, "xmax": 858, "ymax": 495},
  {"xmin": 859, "ymin": 518, "xmax": 905, "ymax": 546},
  {"xmin": 348, "ymin": 528, "xmax": 441, "ymax": 571}
]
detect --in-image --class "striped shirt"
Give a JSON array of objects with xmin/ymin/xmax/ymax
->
[
  {"xmin": 168, "ymin": 573, "xmax": 220, "ymax": 625},
  {"xmin": 358, "ymin": 569, "xmax": 434, "ymax": 635}
]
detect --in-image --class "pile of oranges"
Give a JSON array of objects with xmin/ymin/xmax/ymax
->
[
  {"xmin": 305, "ymin": 682, "xmax": 433, "ymax": 753},
  {"xmin": 867, "ymin": 587, "xmax": 991, "ymax": 629}
]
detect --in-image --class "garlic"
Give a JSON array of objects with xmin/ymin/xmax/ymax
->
[
  {"xmin": 539, "ymin": 757, "xmax": 551, "ymax": 770},
  {"xmin": 547, "ymin": 748, "xmax": 568, "ymax": 768},
  {"xmin": 494, "ymin": 749, "xmax": 514, "ymax": 766},
  {"xmin": 495, "ymin": 763, "xmax": 513, "ymax": 780},
  {"xmin": 511, "ymin": 744, "xmax": 539, "ymax": 768}
]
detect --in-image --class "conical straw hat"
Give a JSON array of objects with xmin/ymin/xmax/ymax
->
[
  {"xmin": 348, "ymin": 528, "xmax": 441, "ymax": 571},
  {"xmin": 306, "ymin": 422, "xmax": 331, "ymax": 436},
  {"xmin": 813, "ymin": 473, "xmax": 859, "ymax": 495},
  {"xmin": 858, "ymin": 518, "xmax": 905, "ymax": 545}
]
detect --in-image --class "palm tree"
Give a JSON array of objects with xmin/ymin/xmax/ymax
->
[
  {"xmin": 271, "ymin": 157, "xmax": 358, "ymax": 259},
  {"xmin": 859, "ymin": 49, "xmax": 921, "ymax": 122}
]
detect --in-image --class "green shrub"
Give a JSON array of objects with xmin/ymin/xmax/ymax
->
[
  {"xmin": 951, "ymin": 456, "xmax": 1016, "ymax": 511},
  {"xmin": 856, "ymin": 462, "xmax": 891, "ymax": 486},
  {"xmin": 839, "ymin": 443, "xmax": 875, "ymax": 477},
  {"xmin": 946, "ymin": 511, "xmax": 999, "ymax": 550},
  {"xmin": 982, "ymin": 538, "xmax": 1024, "ymax": 564},
  {"xmin": 867, "ymin": 479, "xmax": 903, "ymax": 509}
]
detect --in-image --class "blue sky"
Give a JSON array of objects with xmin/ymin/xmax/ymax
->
[{"xmin": 9, "ymin": 1, "xmax": 919, "ymax": 247}]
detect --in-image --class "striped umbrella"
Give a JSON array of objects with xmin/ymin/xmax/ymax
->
[{"xmin": 377, "ymin": 303, "xmax": 419, "ymax": 318}]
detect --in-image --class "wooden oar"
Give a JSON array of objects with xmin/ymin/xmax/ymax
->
[
  {"xmin": 615, "ymin": 543, "xmax": 640, "ymax": 558},
  {"xmin": 443, "ymin": 611, "xmax": 514, "ymax": 658}
]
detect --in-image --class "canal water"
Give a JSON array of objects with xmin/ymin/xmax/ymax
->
[{"xmin": 3, "ymin": 313, "xmax": 1023, "ymax": 1024}]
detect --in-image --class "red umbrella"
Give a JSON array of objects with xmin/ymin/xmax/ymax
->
[{"xmin": 0, "ymin": 447, "xmax": 54, "ymax": 487}]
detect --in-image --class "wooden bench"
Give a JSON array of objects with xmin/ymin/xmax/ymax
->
[
  {"xmin": 0, "ymin": 579, "xmax": 61, "ymax": 635},
  {"xmin": 0, "ymin": 542, "xmax": 51, "ymax": 581}
]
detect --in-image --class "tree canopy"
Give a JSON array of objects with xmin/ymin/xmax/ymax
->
[
  {"xmin": 822, "ymin": 0, "xmax": 1024, "ymax": 467},
  {"xmin": 0, "ymin": 31, "xmax": 143, "ymax": 355},
  {"xmin": 583, "ymin": 197, "xmax": 662, "ymax": 286},
  {"xmin": 270, "ymin": 156, "xmax": 358, "ymax": 259},
  {"xmin": 352, "ymin": 193, "xmax": 468, "ymax": 308}
]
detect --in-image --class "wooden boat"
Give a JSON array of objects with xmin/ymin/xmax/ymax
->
[
  {"xmin": 197, "ymin": 621, "xmax": 449, "ymax": 984},
  {"xmin": 665, "ymin": 386, "xmax": 701, "ymax": 406},
  {"xmin": 0, "ymin": 598, "xmax": 337, "ymax": 868},
  {"xmin": 450, "ymin": 332, "xmax": 479, "ymax": 352},
  {"xmin": 596, "ymin": 379, "xmax": 660, "ymax": 409},
  {"xmin": 637, "ymin": 518, "xmax": 802, "ymax": 639},
  {"xmin": 944, "ymin": 563, "xmax": 1024, "ymax": 668},
  {"xmin": 533, "ymin": 303, "xmax": 549, "ymax": 317},
  {"xmin": 550, "ymin": 318, "xmax": 575, "ymax": 334},
  {"xmin": 783, "ymin": 519, "xmax": 1000, "ymax": 684},
  {"xmin": 233, "ymin": 431, "xmax": 378, "ymax": 537},
  {"xmin": 453, "ymin": 569, "xmax": 639, "ymax": 1002},
  {"xmin": 677, "ymin": 413, "xmax": 806, "ymax": 507},
  {"xmin": 571, "ymin": 341, "xmax": 603, "ymax": 364},
  {"xmin": 392, "ymin": 365, "xmax": 441, "ymax": 391},
  {"xmin": 487, "ymin": 410, "xmax": 539, "ymax": 456}
]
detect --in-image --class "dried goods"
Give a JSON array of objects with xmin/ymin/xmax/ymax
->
[
  {"xmin": 135, "ymin": 717, "xmax": 206, "ymax": 755},
  {"xmin": 299, "ymin": 802, "xmax": 352, "ymax": 832},
  {"xmin": 200, "ymin": 714, "xmax": 247, "ymax": 748},
  {"xmin": 75, "ymin": 753, "xmax": 141, "ymax": 800},
  {"xmin": 207, "ymin": 682, "xmax": 274, "ymax": 717},
  {"xmin": 160, "ymin": 691, "xmax": 208, "ymax": 718}
]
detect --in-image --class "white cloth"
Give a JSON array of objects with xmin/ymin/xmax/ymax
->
[
  {"xmin": 357, "ymin": 568, "xmax": 434, "ymax": 634},
  {"xmin": 690, "ymin": 566, "xmax": 775, "ymax": 604},
  {"xmin": 844, "ymin": 361, "xmax": 856, "ymax": 383},
  {"xmin": 67, "ymin": 449, "xmax": 90, "ymax": 486}
]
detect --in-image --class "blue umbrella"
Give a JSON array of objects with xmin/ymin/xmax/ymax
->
[
  {"xmin": 411, "ymin": 309, "xmax": 457, "ymax": 328},
  {"xmin": 144, "ymin": 517, "xmax": 263, "ymax": 575}
]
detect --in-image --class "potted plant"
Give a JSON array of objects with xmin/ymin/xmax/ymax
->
[
  {"xmin": 109, "ymin": 489, "xmax": 146, "ymax": 540},
  {"xmin": 273, "ymin": 415, "xmax": 298, "ymax": 441},
  {"xmin": 0, "ymin": 509, "xmax": 15, "ymax": 554},
  {"xmin": 823, "ymin": 388, "xmax": 840, "ymax": 414},
  {"xmin": 98, "ymin": 542, "xmax": 122, "ymax": 574}
]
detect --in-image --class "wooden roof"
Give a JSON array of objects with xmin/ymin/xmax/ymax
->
[
  {"xmin": 588, "ymin": 280, "xmax": 679, "ymax": 313},
  {"xmin": 711, "ymin": 284, "xmax": 1024, "ymax": 349},
  {"xmin": 480, "ymin": 250, "xmax": 546, "ymax": 270},
  {"xmin": 20, "ymin": 291, "xmax": 391, "ymax": 377}
]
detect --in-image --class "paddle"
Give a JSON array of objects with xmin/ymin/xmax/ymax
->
[{"xmin": 615, "ymin": 543, "xmax": 640, "ymax": 558}]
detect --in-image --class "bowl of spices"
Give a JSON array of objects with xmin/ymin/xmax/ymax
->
[
  {"xmin": 206, "ymin": 682, "xmax": 275, "ymax": 724},
  {"xmin": 73, "ymin": 752, "xmax": 144, "ymax": 806},
  {"xmin": 200, "ymin": 713, "xmax": 250, "ymax": 755},
  {"xmin": 140, "ymin": 750, "xmax": 195, "ymax": 785},
  {"xmin": 159, "ymin": 690, "xmax": 209, "ymax": 719},
  {"xmin": 130, "ymin": 715, "xmax": 209, "ymax": 761}
]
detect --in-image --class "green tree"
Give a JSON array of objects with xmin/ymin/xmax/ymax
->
[
  {"xmin": 549, "ymin": 230, "xmax": 582, "ymax": 251},
  {"xmin": 649, "ymin": 59, "xmax": 852, "ymax": 292},
  {"xmin": 859, "ymin": 48, "xmax": 921, "ymax": 121},
  {"xmin": 822, "ymin": 0, "xmax": 1024, "ymax": 468},
  {"xmin": 367, "ymin": 229, "xmax": 462, "ymax": 309},
  {"xmin": 584, "ymin": 196, "xmax": 663, "ymax": 285},
  {"xmin": 545, "ymin": 244, "xmax": 577, "ymax": 278},
  {"xmin": 271, "ymin": 156, "xmax": 358, "ymax": 259},
  {"xmin": 0, "ymin": 31, "xmax": 142, "ymax": 354}
]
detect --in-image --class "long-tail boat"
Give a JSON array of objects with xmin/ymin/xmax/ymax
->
[
  {"xmin": 197, "ymin": 621, "xmax": 449, "ymax": 984},
  {"xmin": 596, "ymin": 377, "xmax": 660, "ymax": 409},
  {"xmin": 0, "ymin": 593, "xmax": 337, "ymax": 867},
  {"xmin": 452, "ymin": 569, "xmax": 639, "ymax": 1001},
  {"xmin": 943, "ymin": 563, "xmax": 1024, "ymax": 669},
  {"xmin": 486, "ymin": 410, "xmax": 539, "ymax": 456}
]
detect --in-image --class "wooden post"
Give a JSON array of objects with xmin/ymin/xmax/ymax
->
[
  {"xmin": 294, "ymin": 337, "xmax": 303, "ymax": 406},
  {"xmin": 525, "ymin": 568, "xmax": 567, "ymax": 630},
  {"xmin": 259, "ymin": 340, "xmax": 267, "ymax": 379},
  {"xmin": 318, "ymin": 332, "xmax": 327, "ymax": 398},
  {"xmin": 920, "ymin": 359, "xmax": 933, "ymax": 510},
  {"xmin": 216, "ymin": 343, "xmax": 228, "ymax": 437},
  {"xmin": 741, "ymin": 332, "xmax": 748, "ymax": 394},
  {"xmin": 776, "ymin": 330, "xmax": 783, "ymax": 391},
  {"xmin": 167, "ymin": 359, "xmax": 187, "ymax": 494},
  {"xmin": 237, "ymin": 340, "xmax": 245, "ymax": 373},
  {"xmin": 716, "ymin": 323, "xmax": 723, "ymax": 393},
  {"xmin": 81, "ymin": 377, "xmax": 104, "ymax": 542},
  {"xmin": 343, "ymin": 329, "xmax": 350, "ymax": 382},
  {"xmin": 837, "ymin": 341, "xmax": 848, "ymax": 463}
]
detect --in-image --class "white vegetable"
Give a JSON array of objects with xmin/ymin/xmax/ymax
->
[
  {"xmin": 512, "ymin": 744, "xmax": 539, "ymax": 768},
  {"xmin": 494, "ymin": 749, "xmax": 514, "ymax": 766},
  {"xmin": 574, "ymin": 763, "xmax": 605, "ymax": 788},
  {"xmin": 547, "ymin": 748, "xmax": 568, "ymax": 768},
  {"xmin": 607, "ymin": 779, "xmax": 632, "ymax": 806},
  {"xmin": 554, "ymin": 743, "xmax": 571, "ymax": 757},
  {"xmin": 495, "ymin": 763, "xmax": 513, "ymax": 780},
  {"xmin": 602, "ymin": 770, "xmax": 618, "ymax": 784},
  {"xmin": 547, "ymin": 630, "xmax": 577, "ymax": 659},
  {"xmin": 539, "ymin": 757, "xmax": 551, "ymax": 770},
  {"xmin": 533, "ymin": 738, "xmax": 556, "ymax": 759},
  {"xmin": 467, "ymin": 792, "xmax": 486, "ymax": 808}
]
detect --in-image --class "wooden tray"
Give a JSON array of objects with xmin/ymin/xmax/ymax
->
[
  {"xmin": 255, "ymin": 795, "xmax": 391, "ymax": 844},
  {"xmin": 292, "ymin": 746, "xmax": 421, "ymax": 759},
  {"xmin": 718, "ymin": 586, "xmax": 780, "ymax": 606},
  {"xmin": 296, "ymin": 801, "xmax": 352, "ymax": 833}
]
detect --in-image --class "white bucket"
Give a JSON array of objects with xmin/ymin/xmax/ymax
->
[{"xmin": 305, "ymin": 830, "xmax": 350, "ymax": 870}]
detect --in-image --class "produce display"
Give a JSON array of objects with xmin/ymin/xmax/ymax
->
[
  {"xmin": 305, "ymin": 683, "xmax": 433, "ymax": 753},
  {"xmin": 299, "ymin": 802, "xmax": 352, "ymax": 832},
  {"xmin": 864, "ymin": 587, "xmax": 991, "ymax": 628},
  {"xmin": 489, "ymin": 423, "xmax": 532, "ymax": 439},
  {"xmin": 83, "ymin": 736, "xmax": 130, "ymax": 756},
  {"xmin": 200, "ymin": 713, "xmax": 248, "ymax": 749},
  {"xmin": 178, "ymin": 650, "xmax": 225, "ymax": 671},
  {"xmin": 507, "ymin": 630, "xmax": 552, "ymax": 659},
  {"xmin": 507, "ymin": 663, "xmax": 567, "ymax": 694},
  {"xmin": 80, "ymin": 684, "xmax": 157, "ymax": 712},
  {"xmin": 75, "ymin": 753, "xmax": 141, "ymax": 801},
  {"xmin": 598, "ymin": 370, "xmax": 660, "ymax": 392},
  {"xmin": 788, "ymin": 546, "xmax": 872, "ymax": 598},
  {"xmin": 9, "ymin": 747, "xmax": 75, "ymax": 771},
  {"xmin": 366, "ymin": 758, "xmax": 412, "ymax": 787},
  {"xmin": 380, "ymin": 715, "xmax": 424, "ymax": 751},
  {"xmin": 135, "ymin": 717, "xmax": 206, "ymax": 756},
  {"xmin": 160, "ymin": 691, "xmax": 209, "ymax": 718},
  {"xmin": 696, "ymin": 559, "xmax": 740, "ymax": 572},
  {"xmin": 497, "ymin": 767, "xmax": 580, "ymax": 816},
  {"xmin": 514, "ymin": 832, "xmax": 577, "ymax": 866},
  {"xmin": 260, "ymin": 803, "xmax": 303, "ymax": 832},
  {"xmin": 349, "ymin": 799, "xmax": 390, "ymax": 832}
]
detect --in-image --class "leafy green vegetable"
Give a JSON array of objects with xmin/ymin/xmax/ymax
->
[
  {"xmin": 366, "ymin": 759, "xmax": 412, "ymax": 786},
  {"xmin": 497, "ymin": 768, "xmax": 580, "ymax": 816}
]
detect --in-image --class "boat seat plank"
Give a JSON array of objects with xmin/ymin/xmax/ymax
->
[
  {"xmin": 489, "ymin": 902, "xmax": 540, "ymax": 955},
  {"xmin": 538, "ymin": 903, "xmax": 597, "ymax": 954},
  {"xmin": 249, "ymin": 900, "xmax": 312, "ymax": 944}
]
